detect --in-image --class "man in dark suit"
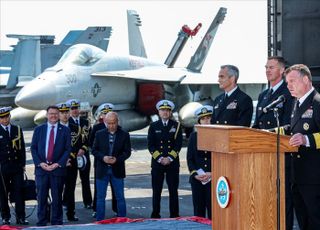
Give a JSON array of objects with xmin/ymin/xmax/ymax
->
[
  {"xmin": 92, "ymin": 112, "xmax": 131, "ymax": 221},
  {"xmin": 148, "ymin": 99, "xmax": 183, "ymax": 218},
  {"xmin": 57, "ymin": 103, "xmax": 81, "ymax": 222},
  {"xmin": 31, "ymin": 105, "xmax": 71, "ymax": 226},
  {"xmin": 0, "ymin": 106, "xmax": 28, "ymax": 225},
  {"xmin": 67, "ymin": 99, "xmax": 92, "ymax": 209},
  {"xmin": 211, "ymin": 64, "xmax": 253, "ymax": 126},
  {"xmin": 252, "ymin": 56, "xmax": 294, "ymax": 230},
  {"xmin": 286, "ymin": 64, "xmax": 320, "ymax": 229},
  {"xmin": 187, "ymin": 105, "xmax": 212, "ymax": 219},
  {"xmin": 89, "ymin": 103, "xmax": 117, "ymax": 218}
]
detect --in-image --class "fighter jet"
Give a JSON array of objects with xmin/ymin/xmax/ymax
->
[
  {"xmin": 15, "ymin": 8, "xmax": 227, "ymax": 131},
  {"xmin": 0, "ymin": 26, "xmax": 112, "ymax": 108}
]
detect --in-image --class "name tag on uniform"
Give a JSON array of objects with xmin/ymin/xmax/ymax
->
[
  {"xmin": 155, "ymin": 130, "xmax": 162, "ymax": 133},
  {"xmin": 226, "ymin": 102, "xmax": 237, "ymax": 109},
  {"xmin": 301, "ymin": 109, "xmax": 313, "ymax": 118},
  {"xmin": 0, "ymin": 135, "xmax": 3, "ymax": 139}
]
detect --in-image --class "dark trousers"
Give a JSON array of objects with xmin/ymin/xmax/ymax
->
[
  {"xmin": 0, "ymin": 171, "xmax": 25, "ymax": 220},
  {"xmin": 190, "ymin": 179, "xmax": 211, "ymax": 219},
  {"xmin": 151, "ymin": 166, "xmax": 179, "ymax": 218},
  {"xmin": 79, "ymin": 153, "xmax": 92, "ymax": 206},
  {"xmin": 63, "ymin": 164, "xmax": 78, "ymax": 218},
  {"xmin": 35, "ymin": 174, "xmax": 64, "ymax": 226},
  {"xmin": 285, "ymin": 155, "xmax": 294, "ymax": 230},
  {"xmin": 292, "ymin": 184, "xmax": 320, "ymax": 230}
]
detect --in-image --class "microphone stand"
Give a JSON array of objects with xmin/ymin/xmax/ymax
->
[{"xmin": 273, "ymin": 107, "xmax": 281, "ymax": 230}]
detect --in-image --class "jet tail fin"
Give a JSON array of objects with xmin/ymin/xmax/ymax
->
[
  {"xmin": 164, "ymin": 23, "xmax": 202, "ymax": 68},
  {"xmin": 73, "ymin": 26, "xmax": 112, "ymax": 51},
  {"xmin": 127, "ymin": 10, "xmax": 147, "ymax": 58},
  {"xmin": 5, "ymin": 35, "xmax": 42, "ymax": 89},
  {"xmin": 187, "ymin": 7, "xmax": 227, "ymax": 72}
]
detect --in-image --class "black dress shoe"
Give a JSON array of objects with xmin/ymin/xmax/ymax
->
[
  {"xmin": 16, "ymin": 218, "xmax": 29, "ymax": 225},
  {"xmin": 67, "ymin": 216, "xmax": 79, "ymax": 221},
  {"xmin": 150, "ymin": 213, "xmax": 161, "ymax": 218},
  {"xmin": 2, "ymin": 219, "xmax": 10, "ymax": 225}
]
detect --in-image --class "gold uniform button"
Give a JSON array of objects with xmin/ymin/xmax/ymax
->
[
  {"xmin": 204, "ymin": 151, "xmax": 207, "ymax": 153},
  {"xmin": 204, "ymin": 158, "xmax": 207, "ymax": 161},
  {"xmin": 259, "ymin": 122, "xmax": 262, "ymax": 125},
  {"xmin": 267, "ymin": 121, "xmax": 270, "ymax": 125},
  {"xmin": 216, "ymin": 121, "xmax": 219, "ymax": 124},
  {"xmin": 160, "ymin": 141, "xmax": 163, "ymax": 143},
  {"xmin": 224, "ymin": 121, "xmax": 227, "ymax": 124},
  {"xmin": 168, "ymin": 140, "xmax": 171, "ymax": 143},
  {"xmin": 204, "ymin": 164, "xmax": 207, "ymax": 167},
  {"xmin": 297, "ymin": 155, "xmax": 301, "ymax": 158},
  {"xmin": 168, "ymin": 146, "xmax": 171, "ymax": 148}
]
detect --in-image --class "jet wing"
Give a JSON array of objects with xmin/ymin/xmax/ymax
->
[{"xmin": 91, "ymin": 66, "xmax": 188, "ymax": 82}]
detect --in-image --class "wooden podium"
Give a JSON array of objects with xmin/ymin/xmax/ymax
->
[{"xmin": 196, "ymin": 125, "xmax": 297, "ymax": 230}]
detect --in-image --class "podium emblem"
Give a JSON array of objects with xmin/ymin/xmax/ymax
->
[{"xmin": 216, "ymin": 176, "xmax": 230, "ymax": 208}]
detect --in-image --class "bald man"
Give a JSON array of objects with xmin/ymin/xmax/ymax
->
[{"xmin": 92, "ymin": 112, "xmax": 131, "ymax": 221}]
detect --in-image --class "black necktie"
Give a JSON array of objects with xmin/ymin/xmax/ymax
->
[
  {"xmin": 267, "ymin": 88, "xmax": 273, "ymax": 99},
  {"xmin": 163, "ymin": 122, "xmax": 167, "ymax": 127},
  {"xmin": 5, "ymin": 126, "xmax": 9, "ymax": 137},
  {"xmin": 75, "ymin": 119, "xmax": 79, "ymax": 126},
  {"xmin": 292, "ymin": 100, "xmax": 300, "ymax": 118}
]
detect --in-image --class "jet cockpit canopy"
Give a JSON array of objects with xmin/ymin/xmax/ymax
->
[{"xmin": 57, "ymin": 44, "xmax": 105, "ymax": 66}]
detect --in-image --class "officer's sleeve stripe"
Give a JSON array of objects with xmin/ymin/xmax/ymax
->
[
  {"xmin": 312, "ymin": 133, "xmax": 320, "ymax": 149},
  {"xmin": 273, "ymin": 127, "xmax": 285, "ymax": 135},
  {"xmin": 152, "ymin": 151, "xmax": 160, "ymax": 159},
  {"xmin": 190, "ymin": 170, "xmax": 197, "ymax": 176},
  {"xmin": 279, "ymin": 127, "xmax": 285, "ymax": 135},
  {"xmin": 168, "ymin": 150, "xmax": 178, "ymax": 159}
]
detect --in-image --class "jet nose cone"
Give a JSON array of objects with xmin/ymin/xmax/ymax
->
[{"xmin": 15, "ymin": 74, "xmax": 57, "ymax": 110}]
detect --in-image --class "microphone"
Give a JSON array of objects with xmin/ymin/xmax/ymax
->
[{"xmin": 263, "ymin": 95, "xmax": 286, "ymax": 113}]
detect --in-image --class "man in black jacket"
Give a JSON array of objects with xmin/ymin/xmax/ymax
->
[
  {"xmin": 286, "ymin": 64, "xmax": 320, "ymax": 229},
  {"xmin": 92, "ymin": 112, "xmax": 131, "ymax": 221},
  {"xmin": 0, "ymin": 106, "xmax": 28, "ymax": 225},
  {"xmin": 148, "ymin": 99, "xmax": 182, "ymax": 218},
  {"xmin": 89, "ymin": 103, "xmax": 117, "ymax": 218},
  {"xmin": 252, "ymin": 56, "xmax": 294, "ymax": 230},
  {"xmin": 211, "ymin": 64, "xmax": 253, "ymax": 127},
  {"xmin": 57, "ymin": 102, "xmax": 82, "ymax": 222},
  {"xmin": 67, "ymin": 99, "xmax": 92, "ymax": 209}
]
